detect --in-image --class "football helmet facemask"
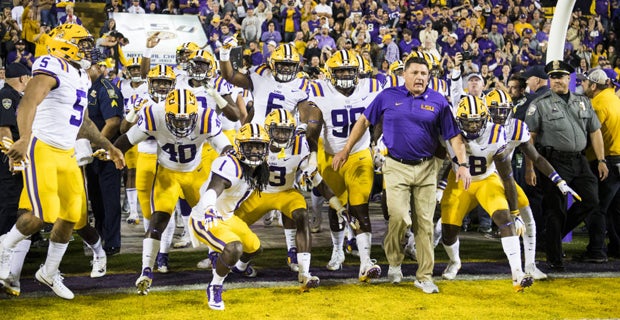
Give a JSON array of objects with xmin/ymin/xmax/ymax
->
[
  {"xmin": 188, "ymin": 50, "xmax": 216, "ymax": 81},
  {"xmin": 125, "ymin": 57, "xmax": 143, "ymax": 83},
  {"xmin": 456, "ymin": 95, "xmax": 488, "ymax": 140},
  {"xmin": 327, "ymin": 50, "xmax": 359, "ymax": 89},
  {"xmin": 47, "ymin": 24, "xmax": 95, "ymax": 69},
  {"xmin": 485, "ymin": 89, "xmax": 513, "ymax": 126},
  {"xmin": 264, "ymin": 109, "xmax": 296, "ymax": 149},
  {"xmin": 269, "ymin": 44, "xmax": 301, "ymax": 82},
  {"xmin": 147, "ymin": 65, "xmax": 176, "ymax": 102},
  {"xmin": 164, "ymin": 89, "xmax": 199, "ymax": 138},
  {"xmin": 176, "ymin": 42, "xmax": 200, "ymax": 70},
  {"xmin": 235, "ymin": 123, "xmax": 270, "ymax": 167}
]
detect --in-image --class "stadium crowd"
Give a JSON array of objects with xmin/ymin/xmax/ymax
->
[{"xmin": 0, "ymin": 0, "xmax": 619, "ymax": 311}]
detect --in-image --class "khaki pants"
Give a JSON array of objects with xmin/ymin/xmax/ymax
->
[{"xmin": 382, "ymin": 157, "xmax": 437, "ymax": 281}]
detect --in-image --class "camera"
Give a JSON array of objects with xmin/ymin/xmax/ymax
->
[
  {"xmin": 288, "ymin": 0, "xmax": 294, "ymax": 6},
  {"xmin": 462, "ymin": 50, "xmax": 472, "ymax": 61}
]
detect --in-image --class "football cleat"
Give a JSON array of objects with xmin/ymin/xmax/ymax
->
[
  {"xmin": 1, "ymin": 275, "xmax": 20, "ymax": 296},
  {"xmin": 156, "ymin": 252, "xmax": 170, "ymax": 273},
  {"xmin": 414, "ymin": 280, "xmax": 440, "ymax": 294},
  {"xmin": 326, "ymin": 248, "xmax": 345, "ymax": 271},
  {"xmin": 126, "ymin": 212, "xmax": 141, "ymax": 225},
  {"xmin": 135, "ymin": 267, "xmax": 154, "ymax": 295},
  {"xmin": 206, "ymin": 283, "xmax": 225, "ymax": 310},
  {"xmin": 90, "ymin": 255, "xmax": 107, "ymax": 278},
  {"xmin": 0, "ymin": 237, "xmax": 13, "ymax": 280},
  {"xmin": 359, "ymin": 259, "xmax": 381, "ymax": 282},
  {"xmin": 442, "ymin": 260, "xmax": 461, "ymax": 280},
  {"xmin": 298, "ymin": 273, "xmax": 320, "ymax": 292},
  {"xmin": 388, "ymin": 265, "xmax": 403, "ymax": 284},
  {"xmin": 173, "ymin": 231, "xmax": 191, "ymax": 249},
  {"xmin": 231, "ymin": 264, "xmax": 257, "ymax": 278},
  {"xmin": 263, "ymin": 210, "xmax": 278, "ymax": 226},
  {"xmin": 514, "ymin": 273, "xmax": 534, "ymax": 292},
  {"xmin": 287, "ymin": 247, "xmax": 299, "ymax": 272},
  {"xmin": 35, "ymin": 266, "xmax": 74, "ymax": 300},
  {"xmin": 197, "ymin": 252, "xmax": 219, "ymax": 269},
  {"xmin": 525, "ymin": 263, "xmax": 548, "ymax": 280}
]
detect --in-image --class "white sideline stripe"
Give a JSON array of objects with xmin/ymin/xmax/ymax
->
[{"xmin": 15, "ymin": 271, "xmax": 620, "ymax": 298}]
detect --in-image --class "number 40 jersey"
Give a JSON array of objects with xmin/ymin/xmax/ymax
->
[{"xmin": 308, "ymin": 78, "xmax": 382, "ymax": 155}]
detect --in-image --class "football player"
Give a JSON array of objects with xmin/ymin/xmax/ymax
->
[
  {"xmin": 486, "ymin": 89, "xmax": 580, "ymax": 280},
  {"xmin": 307, "ymin": 49, "xmax": 383, "ymax": 282},
  {"xmin": 382, "ymin": 60, "xmax": 404, "ymax": 88},
  {"xmin": 174, "ymin": 42, "xmax": 200, "ymax": 79},
  {"xmin": 440, "ymin": 95, "xmax": 533, "ymax": 292},
  {"xmin": 0, "ymin": 24, "xmax": 125, "ymax": 300},
  {"xmin": 114, "ymin": 89, "xmax": 231, "ymax": 295},
  {"xmin": 118, "ymin": 57, "xmax": 149, "ymax": 225},
  {"xmin": 189, "ymin": 123, "xmax": 271, "ymax": 311}
]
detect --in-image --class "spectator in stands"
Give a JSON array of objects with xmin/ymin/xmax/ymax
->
[
  {"xmin": 314, "ymin": 0, "xmax": 332, "ymax": 18},
  {"xmin": 7, "ymin": 39, "xmax": 33, "ymax": 68},
  {"xmin": 127, "ymin": 0, "xmax": 146, "ymax": 14},
  {"xmin": 21, "ymin": 2, "xmax": 39, "ymax": 54},
  {"xmin": 60, "ymin": 5, "xmax": 82, "ymax": 25},
  {"xmin": 261, "ymin": 10, "xmax": 281, "ymax": 34},
  {"xmin": 303, "ymin": 36, "xmax": 321, "ymax": 64},
  {"xmin": 398, "ymin": 29, "xmax": 418, "ymax": 57},
  {"xmin": 99, "ymin": 19, "xmax": 116, "ymax": 37},
  {"xmin": 281, "ymin": 0, "xmax": 301, "ymax": 43},
  {"xmin": 39, "ymin": 0, "xmax": 56, "ymax": 27},
  {"xmin": 161, "ymin": 0, "xmax": 178, "ymax": 15},
  {"xmin": 382, "ymin": 34, "xmax": 399, "ymax": 65},
  {"xmin": 261, "ymin": 21, "xmax": 282, "ymax": 53},
  {"xmin": 56, "ymin": 0, "xmax": 75, "ymax": 23},
  {"xmin": 419, "ymin": 20, "xmax": 438, "ymax": 47},
  {"xmin": 307, "ymin": 10, "xmax": 321, "ymax": 33},
  {"xmin": 33, "ymin": 21, "xmax": 51, "ymax": 57},
  {"xmin": 293, "ymin": 30, "xmax": 307, "ymax": 55},
  {"xmin": 263, "ymin": 40, "xmax": 277, "ymax": 64},
  {"xmin": 247, "ymin": 40, "xmax": 263, "ymax": 66},
  {"xmin": 315, "ymin": 24, "xmax": 335, "ymax": 51},
  {"xmin": 179, "ymin": 0, "xmax": 201, "ymax": 15},
  {"xmin": 146, "ymin": 1, "xmax": 161, "ymax": 14},
  {"xmin": 241, "ymin": 5, "xmax": 261, "ymax": 44}
]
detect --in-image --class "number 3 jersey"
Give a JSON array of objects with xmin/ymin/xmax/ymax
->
[
  {"xmin": 308, "ymin": 78, "xmax": 382, "ymax": 155},
  {"xmin": 126, "ymin": 103, "xmax": 230, "ymax": 172},
  {"xmin": 249, "ymin": 65, "xmax": 310, "ymax": 125},
  {"xmin": 446, "ymin": 122, "xmax": 507, "ymax": 181},
  {"xmin": 265, "ymin": 134, "xmax": 311, "ymax": 193},
  {"xmin": 31, "ymin": 55, "xmax": 92, "ymax": 150}
]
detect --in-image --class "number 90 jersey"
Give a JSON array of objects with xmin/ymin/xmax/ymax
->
[
  {"xmin": 249, "ymin": 65, "xmax": 310, "ymax": 125},
  {"xmin": 265, "ymin": 135, "xmax": 310, "ymax": 193},
  {"xmin": 31, "ymin": 55, "xmax": 92, "ymax": 150},
  {"xmin": 446, "ymin": 122, "xmax": 507, "ymax": 181},
  {"xmin": 308, "ymin": 78, "xmax": 382, "ymax": 155},
  {"xmin": 126, "ymin": 103, "xmax": 230, "ymax": 172}
]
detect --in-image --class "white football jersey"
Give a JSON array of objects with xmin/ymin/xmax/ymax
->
[
  {"xmin": 382, "ymin": 74, "xmax": 404, "ymax": 88},
  {"xmin": 119, "ymin": 79, "xmax": 148, "ymax": 115},
  {"xmin": 126, "ymin": 94, "xmax": 159, "ymax": 154},
  {"xmin": 204, "ymin": 154, "xmax": 253, "ymax": 219},
  {"xmin": 127, "ymin": 102, "xmax": 230, "ymax": 172},
  {"xmin": 502, "ymin": 118, "xmax": 531, "ymax": 158},
  {"xmin": 249, "ymin": 65, "xmax": 310, "ymax": 125},
  {"xmin": 265, "ymin": 135, "xmax": 310, "ymax": 193},
  {"xmin": 446, "ymin": 122, "xmax": 507, "ymax": 181},
  {"xmin": 31, "ymin": 55, "xmax": 91, "ymax": 150},
  {"xmin": 308, "ymin": 78, "xmax": 382, "ymax": 155}
]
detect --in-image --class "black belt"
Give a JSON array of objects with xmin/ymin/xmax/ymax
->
[
  {"xmin": 387, "ymin": 153, "xmax": 432, "ymax": 166},
  {"xmin": 538, "ymin": 147, "xmax": 583, "ymax": 159}
]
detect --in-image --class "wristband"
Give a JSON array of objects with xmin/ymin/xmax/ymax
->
[
  {"xmin": 214, "ymin": 93, "xmax": 228, "ymax": 109},
  {"xmin": 438, "ymin": 179, "xmax": 447, "ymax": 190},
  {"xmin": 219, "ymin": 50, "xmax": 230, "ymax": 61},
  {"xmin": 598, "ymin": 159, "xmax": 607, "ymax": 163},
  {"xmin": 548, "ymin": 171, "xmax": 562, "ymax": 184},
  {"xmin": 143, "ymin": 48, "xmax": 153, "ymax": 59}
]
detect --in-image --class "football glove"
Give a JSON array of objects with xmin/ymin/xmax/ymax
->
[
  {"xmin": 219, "ymin": 37, "xmax": 238, "ymax": 61},
  {"xmin": 556, "ymin": 180, "xmax": 582, "ymax": 202}
]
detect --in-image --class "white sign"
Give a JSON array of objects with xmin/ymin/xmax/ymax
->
[{"xmin": 112, "ymin": 12, "xmax": 209, "ymax": 65}]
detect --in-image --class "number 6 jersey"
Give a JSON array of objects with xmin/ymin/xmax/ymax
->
[{"xmin": 31, "ymin": 55, "xmax": 92, "ymax": 150}]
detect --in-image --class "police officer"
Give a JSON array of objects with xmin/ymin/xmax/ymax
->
[
  {"xmin": 85, "ymin": 57, "xmax": 124, "ymax": 255},
  {"xmin": 0, "ymin": 63, "xmax": 31, "ymax": 235},
  {"xmin": 525, "ymin": 60, "xmax": 609, "ymax": 271}
]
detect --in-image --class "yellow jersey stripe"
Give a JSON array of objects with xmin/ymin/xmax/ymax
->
[
  {"xmin": 488, "ymin": 124, "xmax": 501, "ymax": 144},
  {"xmin": 200, "ymin": 108, "xmax": 213, "ymax": 134},
  {"xmin": 214, "ymin": 76, "xmax": 224, "ymax": 91},
  {"xmin": 256, "ymin": 64, "xmax": 268, "ymax": 76}
]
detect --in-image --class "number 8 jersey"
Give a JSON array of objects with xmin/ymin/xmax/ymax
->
[{"xmin": 31, "ymin": 55, "xmax": 92, "ymax": 150}]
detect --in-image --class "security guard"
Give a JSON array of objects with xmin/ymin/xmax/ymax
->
[
  {"xmin": 579, "ymin": 68, "xmax": 620, "ymax": 259},
  {"xmin": 0, "ymin": 63, "xmax": 31, "ymax": 235},
  {"xmin": 525, "ymin": 60, "xmax": 609, "ymax": 271},
  {"xmin": 85, "ymin": 57, "xmax": 124, "ymax": 255}
]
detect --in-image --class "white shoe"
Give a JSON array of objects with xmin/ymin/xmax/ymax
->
[
  {"xmin": 126, "ymin": 212, "xmax": 140, "ymax": 225},
  {"xmin": 135, "ymin": 267, "xmax": 153, "ymax": 295},
  {"xmin": 525, "ymin": 263, "xmax": 548, "ymax": 280},
  {"xmin": 0, "ymin": 237, "xmax": 14, "ymax": 280},
  {"xmin": 298, "ymin": 273, "xmax": 320, "ymax": 291},
  {"xmin": 414, "ymin": 279, "xmax": 439, "ymax": 294},
  {"xmin": 173, "ymin": 232, "xmax": 191, "ymax": 249},
  {"xmin": 359, "ymin": 259, "xmax": 381, "ymax": 282},
  {"xmin": 196, "ymin": 258, "xmax": 212, "ymax": 269},
  {"xmin": 388, "ymin": 265, "xmax": 403, "ymax": 284},
  {"xmin": 90, "ymin": 255, "xmax": 107, "ymax": 278},
  {"xmin": 207, "ymin": 283, "xmax": 225, "ymax": 310},
  {"xmin": 514, "ymin": 273, "xmax": 534, "ymax": 292},
  {"xmin": 326, "ymin": 248, "xmax": 345, "ymax": 271},
  {"xmin": 263, "ymin": 210, "xmax": 278, "ymax": 226},
  {"xmin": 1, "ymin": 275, "xmax": 20, "ymax": 296},
  {"xmin": 442, "ymin": 260, "xmax": 461, "ymax": 280},
  {"xmin": 35, "ymin": 266, "xmax": 74, "ymax": 300}
]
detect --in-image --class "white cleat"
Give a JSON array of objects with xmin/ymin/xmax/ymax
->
[
  {"xmin": 388, "ymin": 265, "xmax": 403, "ymax": 284},
  {"xmin": 359, "ymin": 259, "xmax": 381, "ymax": 282},
  {"xmin": 298, "ymin": 273, "xmax": 320, "ymax": 291},
  {"xmin": 0, "ymin": 236, "xmax": 14, "ymax": 280},
  {"xmin": 90, "ymin": 255, "xmax": 107, "ymax": 278},
  {"xmin": 135, "ymin": 267, "xmax": 153, "ymax": 295},
  {"xmin": 326, "ymin": 248, "xmax": 345, "ymax": 271},
  {"xmin": 525, "ymin": 263, "xmax": 548, "ymax": 280},
  {"xmin": 126, "ymin": 212, "xmax": 141, "ymax": 225},
  {"xmin": 1, "ymin": 276, "xmax": 20, "ymax": 296},
  {"xmin": 35, "ymin": 266, "xmax": 74, "ymax": 300},
  {"xmin": 196, "ymin": 258, "xmax": 212, "ymax": 269},
  {"xmin": 442, "ymin": 260, "xmax": 461, "ymax": 280}
]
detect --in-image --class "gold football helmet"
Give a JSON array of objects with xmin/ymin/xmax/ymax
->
[
  {"xmin": 389, "ymin": 60, "xmax": 404, "ymax": 76},
  {"xmin": 357, "ymin": 54, "xmax": 373, "ymax": 78},
  {"xmin": 485, "ymin": 89, "xmax": 513, "ymax": 126},
  {"xmin": 47, "ymin": 24, "xmax": 94, "ymax": 68},
  {"xmin": 147, "ymin": 65, "xmax": 176, "ymax": 102},
  {"xmin": 235, "ymin": 123, "xmax": 270, "ymax": 167},
  {"xmin": 188, "ymin": 50, "xmax": 216, "ymax": 81},
  {"xmin": 176, "ymin": 42, "xmax": 200, "ymax": 70},
  {"xmin": 264, "ymin": 109, "xmax": 296, "ymax": 148},
  {"xmin": 124, "ymin": 57, "xmax": 143, "ymax": 83},
  {"xmin": 269, "ymin": 44, "xmax": 301, "ymax": 82},
  {"xmin": 456, "ymin": 95, "xmax": 488, "ymax": 139},
  {"xmin": 326, "ymin": 49, "xmax": 359, "ymax": 89},
  {"xmin": 164, "ymin": 89, "xmax": 199, "ymax": 138}
]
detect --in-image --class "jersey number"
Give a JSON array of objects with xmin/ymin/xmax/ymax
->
[
  {"xmin": 197, "ymin": 96, "xmax": 208, "ymax": 109},
  {"xmin": 268, "ymin": 166, "xmax": 286, "ymax": 187},
  {"xmin": 266, "ymin": 92, "xmax": 285, "ymax": 116},
  {"xmin": 69, "ymin": 90, "xmax": 87, "ymax": 127},
  {"xmin": 453, "ymin": 156, "xmax": 487, "ymax": 176},
  {"xmin": 331, "ymin": 107, "xmax": 365, "ymax": 138},
  {"xmin": 161, "ymin": 143, "xmax": 197, "ymax": 163}
]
